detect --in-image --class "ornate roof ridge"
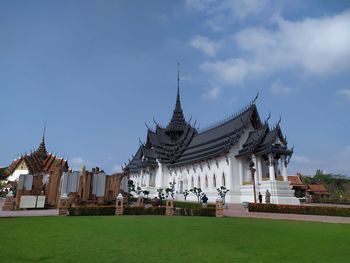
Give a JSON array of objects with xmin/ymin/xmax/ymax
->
[{"xmin": 199, "ymin": 99, "xmax": 257, "ymax": 134}]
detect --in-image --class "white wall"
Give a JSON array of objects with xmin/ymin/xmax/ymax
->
[{"xmin": 8, "ymin": 169, "xmax": 29, "ymax": 181}]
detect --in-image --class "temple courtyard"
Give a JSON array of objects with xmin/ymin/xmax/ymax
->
[{"xmin": 1, "ymin": 216, "xmax": 350, "ymax": 263}]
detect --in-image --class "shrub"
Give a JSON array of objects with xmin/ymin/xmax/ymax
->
[
  {"xmin": 68, "ymin": 206, "xmax": 115, "ymax": 216},
  {"xmin": 173, "ymin": 207, "xmax": 216, "ymax": 217},
  {"xmin": 173, "ymin": 201, "xmax": 215, "ymax": 210},
  {"xmin": 123, "ymin": 206, "xmax": 166, "ymax": 215},
  {"xmin": 248, "ymin": 203, "xmax": 350, "ymax": 217}
]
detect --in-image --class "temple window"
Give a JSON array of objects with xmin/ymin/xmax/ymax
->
[
  {"xmin": 205, "ymin": 175, "xmax": 208, "ymax": 189},
  {"xmin": 222, "ymin": 173, "xmax": 226, "ymax": 187},
  {"xmin": 213, "ymin": 174, "xmax": 216, "ymax": 188}
]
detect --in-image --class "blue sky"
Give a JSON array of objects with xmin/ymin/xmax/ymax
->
[{"xmin": 1, "ymin": 0, "xmax": 350, "ymax": 176}]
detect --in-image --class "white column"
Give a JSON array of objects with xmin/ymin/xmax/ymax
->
[
  {"xmin": 140, "ymin": 169, "xmax": 144, "ymax": 187},
  {"xmin": 246, "ymin": 166, "xmax": 252, "ymax": 182},
  {"xmin": 155, "ymin": 161, "xmax": 163, "ymax": 188},
  {"xmin": 268, "ymin": 154, "xmax": 275, "ymax": 181},
  {"xmin": 281, "ymin": 155, "xmax": 288, "ymax": 182},
  {"xmin": 257, "ymin": 157, "xmax": 263, "ymax": 182},
  {"xmin": 145, "ymin": 173, "xmax": 150, "ymax": 187},
  {"xmin": 238, "ymin": 159, "xmax": 243, "ymax": 185}
]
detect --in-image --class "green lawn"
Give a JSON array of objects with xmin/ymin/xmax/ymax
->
[{"xmin": 1, "ymin": 216, "xmax": 350, "ymax": 263}]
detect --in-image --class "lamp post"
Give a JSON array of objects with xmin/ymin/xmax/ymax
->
[{"xmin": 249, "ymin": 160, "xmax": 257, "ymax": 203}]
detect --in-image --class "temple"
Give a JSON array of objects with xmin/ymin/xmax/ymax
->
[
  {"xmin": 5, "ymin": 132, "xmax": 69, "ymax": 208},
  {"xmin": 125, "ymin": 73, "xmax": 299, "ymax": 204},
  {"xmin": 3, "ymin": 131, "xmax": 128, "ymax": 209}
]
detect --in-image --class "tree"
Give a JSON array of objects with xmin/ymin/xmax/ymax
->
[
  {"xmin": 127, "ymin": 180, "xmax": 135, "ymax": 205},
  {"xmin": 190, "ymin": 187, "xmax": 203, "ymax": 203},
  {"xmin": 165, "ymin": 181, "xmax": 176, "ymax": 199},
  {"xmin": 142, "ymin": 190, "xmax": 150, "ymax": 199},
  {"xmin": 136, "ymin": 186, "xmax": 142, "ymax": 196},
  {"xmin": 157, "ymin": 188, "xmax": 165, "ymax": 206},
  {"xmin": 0, "ymin": 181, "xmax": 7, "ymax": 197},
  {"xmin": 182, "ymin": 189, "xmax": 189, "ymax": 202},
  {"xmin": 217, "ymin": 186, "xmax": 229, "ymax": 204}
]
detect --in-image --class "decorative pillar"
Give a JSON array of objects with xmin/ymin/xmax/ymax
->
[
  {"xmin": 58, "ymin": 193, "xmax": 69, "ymax": 216},
  {"xmin": 136, "ymin": 196, "xmax": 144, "ymax": 208},
  {"xmin": 268, "ymin": 154, "xmax": 275, "ymax": 181},
  {"xmin": 281, "ymin": 155, "xmax": 288, "ymax": 182},
  {"xmin": 165, "ymin": 199, "xmax": 174, "ymax": 216},
  {"xmin": 115, "ymin": 193, "xmax": 124, "ymax": 215},
  {"xmin": 238, "ymin": 160, "xmax": 243, "ymax": 185},
  {"xmin": 216, "ymin": 199, "xmax": 224, "ymax": 217},
  {"xmin": 15, "ymin": 189, "xmax": 22, "ymax": 209},
  {"xmin": 2, "ymin": 191, "xmax": 14, "ymax": 211}
]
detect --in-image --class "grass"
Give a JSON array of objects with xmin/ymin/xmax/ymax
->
[{"xmin": 1, "ymin": 216, "xmax": 350, "ymax": 263}]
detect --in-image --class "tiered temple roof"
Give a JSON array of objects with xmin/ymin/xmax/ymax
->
[
  {"xmin": 125, "ymin": 85, "xmax": 293, "ymax": 172},
  {"xmin": 237, "ymin": 122, "xmax": 293, "ymax": 158},
  {"xmin": 5, "ymin": 135, "xmax": 68, "ymax": 177}
]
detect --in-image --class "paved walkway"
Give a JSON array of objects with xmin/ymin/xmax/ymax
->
[
  {"xmin": 224, "ymin": 204, "xmax": 350, "ymax": 224},
  {"xmin": 0, "ymin": 197, "xmax": 59, "ymax": 218},
  {"xmin": 1, "ymin": 198, "xmax": 350, "ymax": 223},
  {"xmin": 0, "ymin": 209, "xmax": 59, "ymax": 218}
]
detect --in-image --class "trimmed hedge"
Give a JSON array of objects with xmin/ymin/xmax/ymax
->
[
  {"xmin": 174, "ymin": 207, "xmax": 216, "ymax": 217},
  {"xmin": 68, "ymin": 206, "xmax": 115, "ymax": 216},
  {"xmin": 66, "ymin": 203, "xmax": 216, "ymax": 217},
  {"xmin": 311, "ymin": 196, "xmax": 350, "ymax": 205},
  {"xmin": 248, "ymin": 203, "xmax": 350, "ymax": 217},
  {"xmin": 173, "ymin": 201, "xmax": 215, "ymax": 209},
  {"xmin": 123, "ymin": 207, "xmax": 166, "ymax": 215}
]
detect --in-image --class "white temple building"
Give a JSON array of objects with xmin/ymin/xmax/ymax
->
[{"xmin": 125, "ymin": 76, "xmax": 299, "ymax": 205}]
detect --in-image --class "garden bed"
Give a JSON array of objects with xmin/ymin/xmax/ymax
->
[
  {"xmin": 68, "ymin": 206, "xmax": 115, "ymax": 216},
  {"xmin": 248, "ymin": 203, "xmax": 350, "ymax": 217}
]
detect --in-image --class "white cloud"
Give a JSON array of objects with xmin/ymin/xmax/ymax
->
[
  {"xmin": 201, "ymin": 10, "xmax": 350, "ymax": 84},
  {"xmin": 205, "ymin": 15, "xmax": 226, "ymax": 32},
  {"xmin": 200, "ymin": 58, "xmax": 253, "ymax": 84},
  {"xmin": 70, "ymin": 157, "xmax": 85, "ymax": 170},
  {"xmin": 186, "ymin": 0, "xmax": 276, "ymax": 19},
  {"xmin": 185, "ymin": 0, "xmax": 215, "ymax": 12},
  {"xmin": 338, "ymin": 88, "xmax": 350, "ymax": 100},
  {"xmin": 190, "ymin": 36, "xmax": 221, "ymax": 56},
  {"xmin": 270, "ymin": 80, "xmax": 292, "ymax": 95},
  {"xmin": 201, "ymin": 86, "xmax": 221, "ymax": 100},
  {"xmin": 220, "ymin": 0, "xmax": 267, "ymax": 19}
]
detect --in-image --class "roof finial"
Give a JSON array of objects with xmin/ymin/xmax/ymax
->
[
  {"xmin": 42, "ymin": 121, "xmax": 46, "ymax": 142},
  {"xmin": 177, "ymin": 62, "xmax": 180, "ymax": 90},
  {"xmin": 37, "ymin": 121, "xmax": 48, "ymax": 160},
  {"xmin": 176, "ymin": 62, "xmax": 180, "ymax": 104}
]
